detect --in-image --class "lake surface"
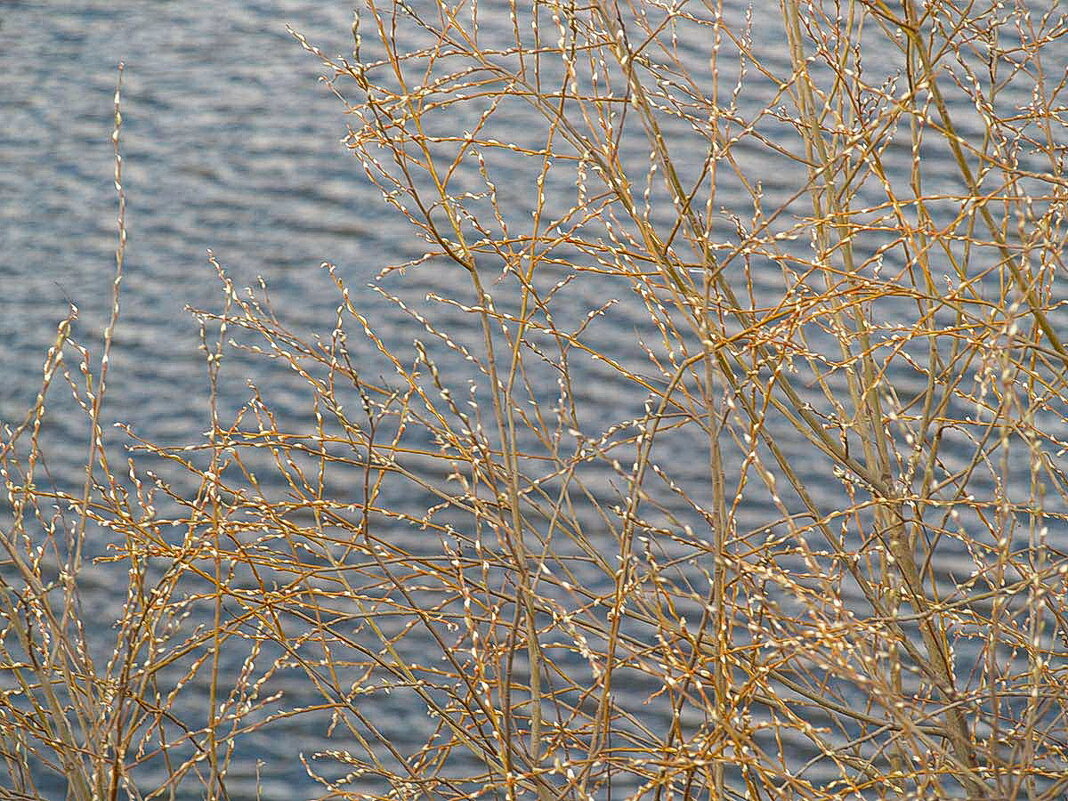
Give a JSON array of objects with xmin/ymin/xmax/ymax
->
[{"xmin": 2, "ymin": 1, "xmax": 1065, "ymax": 799}]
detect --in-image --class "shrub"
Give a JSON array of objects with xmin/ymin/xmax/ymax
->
[{"xmin": 3, "ymin": 2, "xmax": 1068, "ymax": 799}]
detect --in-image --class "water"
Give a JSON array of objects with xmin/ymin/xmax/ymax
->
[{"xmin": 3, "ymin": 1, "xmax": 1066, "ymax": 798}]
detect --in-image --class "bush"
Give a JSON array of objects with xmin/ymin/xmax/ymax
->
[{"xmin": 3, "ymin": 2, "xmax": 1068, "ymax": 799}]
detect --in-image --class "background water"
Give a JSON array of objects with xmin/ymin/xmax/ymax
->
[{"xmin": 2, "ymin": 1, "xmax": 1065, "ymax": 799}]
